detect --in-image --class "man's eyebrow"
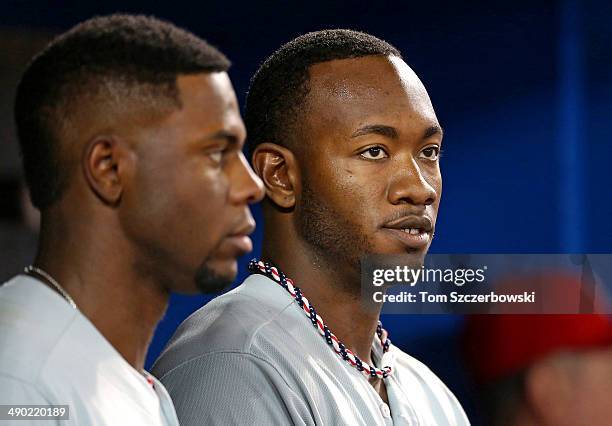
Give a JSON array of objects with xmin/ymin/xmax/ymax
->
[
  {"xmin": 351, "ymin": 124, "xmax": 444, "ymax": 140},
  {"xmin": 424, "ymin": 124, "xmax": 444, "ymax": 139},
  {"xmin": 351, "ymin": 124, "xmax": 398, "ymax": 139},
  {"xmin": 207, "ymin": 129, "xmax": 241, "ymax": 146}
]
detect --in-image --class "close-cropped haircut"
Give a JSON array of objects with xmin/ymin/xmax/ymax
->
[
  {"xmin": 15, "ymin": 14, "xmax": 230, "ymax": 209},
  {"xmin": 245, "ymin": 29, "xmax": 400, "ymax": 155}
]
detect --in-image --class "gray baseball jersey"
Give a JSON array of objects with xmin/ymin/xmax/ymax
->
[
  {"xmin": 0, "ymin": 275, "xmax": 179, "ymax": 426},
  {"xmin": 153, "ymin": 274, "xmax": 469, "ymax": 425}
]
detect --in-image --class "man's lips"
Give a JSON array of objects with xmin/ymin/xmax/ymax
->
[
  {"xmin": 381, "ymin": 215, "xmax": 433, "ymax": 250},
  {"xmin": 223, "ymin": 234, "xmax": 253, "ymax": 255},
  {"xmin": 232, "ymin": 219, "xmax": 256, "ymax": 237},
  {"xmin": 224, "ymin": 220, "xmax": 256, "ymax": 255}
]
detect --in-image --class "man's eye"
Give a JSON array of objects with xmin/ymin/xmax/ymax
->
[
  {"xmin": 360, "ymin": 147, "xmax": 388, "ymax": 160},
  {"xmin": 419, "ymin": 146, "xmax": 440, "ymax": 161},
  {"xmin": 208, "ymin": 151, "xmax": 223, "ymax": 164}
]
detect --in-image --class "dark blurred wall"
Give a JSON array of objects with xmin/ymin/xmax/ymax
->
[{"xmin": 0, "ymin": 28, "xmax": 51, "ymax": 281}]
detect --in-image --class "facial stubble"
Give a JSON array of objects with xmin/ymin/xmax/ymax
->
[{"xmin": 294, "ymin": 178, "xmax": 374, "ymax": 293}]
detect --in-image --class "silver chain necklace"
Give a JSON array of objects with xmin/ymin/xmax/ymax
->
[
  {"xmin": 24, "ymin": 265, "xmax": 77, "ymax": 309},
  {"xmin": 23, "ymin": 266, "xmax": 155, "ymax": 384}
]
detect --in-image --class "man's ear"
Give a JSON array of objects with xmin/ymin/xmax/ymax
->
[
  {"xmin": 251, "ymin": 143, "xmax": 300, "ymax": 209},
  {"xmin": 524, "ymin": 353, "xmax": 575, "ymax": 426},
  {"xmin": 82, "ymin": 135, "xmax": 132, "ymax": 206}
]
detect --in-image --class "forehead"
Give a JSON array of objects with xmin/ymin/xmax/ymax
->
[
  {"xmin": 175, "ymin": 72, "xmax": 240, "ymax": 121},
  {"xmin": 127, "ymin": 72, "xmax": 244, "ymax": 158},
  {"xmin": 161, "ymin": 72, "xmax": 243, "ymax": 141},
  {"xmin": 303, "ymin": 55, "xmax": 438, "ymax": 137}
]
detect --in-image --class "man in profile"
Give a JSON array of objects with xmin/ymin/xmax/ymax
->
[
  {"xmin": 154, "ymin": 30, "xmax": 468, "ymax": 425},
  {"xmin": 463, "ymin": 285, "xmax": 612, "ymax": 426},
  {"xmin": 0, "ymin": 14, "xmax": 263, "ymax": 425}
]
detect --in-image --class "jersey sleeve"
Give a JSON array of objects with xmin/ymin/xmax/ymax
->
[
  {"xmin": 156, "ymin": 351, "xmax": 315, "ymax": 426},
  {"xmin": 0, "ymin": 374, "xmax": 61, "ymax": 426}
]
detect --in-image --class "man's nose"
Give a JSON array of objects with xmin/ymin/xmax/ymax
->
[
  {"xmin": 387, "ymin": 157, "xmax": 438, "ymax": 207},
  {"xmin": 230, "ymin": 152, "xmax": 265, "ymax": 205}
]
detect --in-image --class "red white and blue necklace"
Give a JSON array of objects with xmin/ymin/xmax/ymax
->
[{"xmin": 249, "ymin": 259, "xmax": 393, "ymax": 379}]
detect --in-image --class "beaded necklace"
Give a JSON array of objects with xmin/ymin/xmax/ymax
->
[{"xmin": 249, "ymin": 259, "xmax": 392, "ymax": 379}]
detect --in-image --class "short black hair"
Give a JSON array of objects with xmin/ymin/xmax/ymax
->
[
  {"xmin": 15, "ymin": 14, "xmax": 230, "ymax": 209},
  {"xmin": 245, "ymin": 29, "xmax": 400, "ymax": 155}
]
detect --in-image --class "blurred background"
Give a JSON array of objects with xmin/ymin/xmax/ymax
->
[{"xmin": 1, "ymin": 0, "xmax": 611, "ymax": 424}]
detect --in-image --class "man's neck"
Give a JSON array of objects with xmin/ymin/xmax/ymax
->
[
  {"xmin": 35, "ymin": 219, "xmax": 169, "ymax": 372},
  {"xmin": 262, "ymin": 236, "xmax": 382, "ymax": 365}
]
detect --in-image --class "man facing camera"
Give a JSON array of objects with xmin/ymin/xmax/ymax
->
[
  {"xmin": 0, "ymin": 14, "xmax": 263, "ymax": 425},
  {"xmin": 154, "ymin": 29, "xmax": 469, "ymax": 425}
]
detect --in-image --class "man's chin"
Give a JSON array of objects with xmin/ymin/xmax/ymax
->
[{"xmin": 193, "ymin": 260, "xmax": 237, "ymax": 294}]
